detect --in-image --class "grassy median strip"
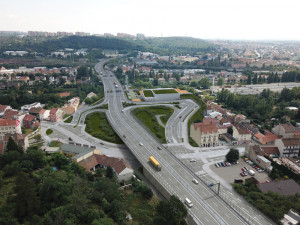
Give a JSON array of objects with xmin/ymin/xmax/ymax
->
[
  {"xmin": 132, "ymin": 106, "xmax": 174, "ymax": 143},
  {"xmin": 64, "ymin": 116, "xmax": 73, "ymax": 123},
  {"xmin": 85, "ymin": 112, "xmax": 123, "ymax": 144}
]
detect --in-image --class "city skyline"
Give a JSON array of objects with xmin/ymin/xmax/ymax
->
[{"xmin": 1, "ymin": 0, "xmax": 300, "ymax": 40}]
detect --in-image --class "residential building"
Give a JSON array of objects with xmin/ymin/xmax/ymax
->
[
  {"xmin": 221, "ymin": 133, "xmax": 238, "ymax": 145},
  {"xmin": 29, "ymin": 107, "xmax": 43, "ymax": 119},
  {"xmin": 2, "ymin": 109, "xmax": 19, "ymax": 119},
  {"xmin": 190, "ymin": 122, "xmax": 219, "ymax": 147},
  {"xmin": 168, "ymin": 77, "xmax": 176, "ymax": 84},
  {"xmin": 61, "ymin": 106, "xmax": 75, "ymax": 115},
  {"xmin": 87, "ymin": 92, "xmax": 97, "ymax": 98},
  {"xmin": 23, "ymin": 114, "xmax": 39, "ymax": 129},
  {"xmin": 272, "ymin": 124, "xmax": 299, "ymax": 139},
  {"xmin": 179, "ymin": 77, "xmax": 188, "ymax": 84},
  {"xmin": 60, "ymin": 143, "xmax": 100, "ymax": 162},
  {"xmin": 158, "ymin": 78, "xmax": 165, "ymax": 85},
  {"xmin": 0, "ymin": 119, "xmax": 21, "ymax": 140},
  {"xmin": 21, "ymin": 102, "xmax": 42, "ymax": 112},
  {"xmin": 275, "ymin": 138, "xmax": 300, "ymax": 157},
  {"xmin": 0, "ymin": 105, "xmax": 12, "ymax": 117},
  {"xmin": 78, "ymin": 154, "xmax": 134, "ymax": 181},
  {"xmin": 39, "ymin": 109, "xmax": 50, "ymax": 121},
  {"xmin": 49, "ymin": 108, "xmax": 64, "ymax": 122},
  {"xmin": 257, "ymin": 179, "xmax": 300, "ymax": 196},
  {"xmin": 253, "ymin": 131, "xmax": 279, "ymax": 145},
  {"xmin": 248, "ymin": 145, "xmax": 280, "ymax": 170},
  {"xmin": 0, "ymin": 133, "xmax": 29, "ymax": 154},
  {"xmin": 232, "ymin": 123, "xmax": 251, "ymax": 145}
]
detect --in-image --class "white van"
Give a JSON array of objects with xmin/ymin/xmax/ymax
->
[
  {"xmin": 249, "ymin": 170, "xmax": 255, "ymax": 176},
  {"xmin": 184, "ymin": 198, "xmax": 193, "ymax": 208}
]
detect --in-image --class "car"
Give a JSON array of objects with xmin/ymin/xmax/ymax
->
[
  {"xmin": 139, "ymin": 142, "xmax": 143, "ymax": 146},
  {"xmin": 179, "ymin": 116, "xmax": 182, "ymax": 119},
  {"xmin": 123, "ymin": 135, "xmax": 126, "ymax": 138},
  {"xmin": 257, "ymin": 169, "xmax": 263, "ymax": 173},
  {"xmin": 241, "ymin": 167, "xmax": 246, "ymax": 172},
  {"xmin": 232, "ymin": 161, "xmax": 238, "ymax": 164},
  {"xmin": 243, "ymin": 172, "xmax": 247, "ymax": 176},
  {"xmin": 227, "ymin": 162, "xmax": 231, "ymax": 166},
  {"xmin": 244, "ymin": 166, "xmax": 249, "ymax": 171},
  {"xmin": 192, "ymin": 179, "xmax": 199, "ymax": 184},
  {"xmin": 100, "ymin": 142, "xmax": 104, "ymax": 145},
  {"xmin": 190, "ymin": 159, "xmax": 197, "ymax": 162},
  {"xmin": 215, "ymin": 163, "xmax": 220, "ymax": 168},
  {"xmin": 224, "ymin": 162, "xmax": 229, "ymax": 166},
  {"xmin": 221, "ymin": 162, "xmax": 226, "ymax": 167},
  {"xmin": 240, "ymin": 172, "xmax": 245, "ymax": 177},
  {"xmin": 121, "ymin": 109, "xmax": 124, "ymax": 113},
  {"xmin": 157, "ymin": 146, "xmax": 162, "ymax": 150}
]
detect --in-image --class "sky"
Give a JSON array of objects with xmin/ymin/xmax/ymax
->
[{"xmin": 1, "ymin": 0, "xmax": 300, "ymax": 40}]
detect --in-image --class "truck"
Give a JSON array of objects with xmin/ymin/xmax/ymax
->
[{"xmin": 149, "ymin": 156, "xmax": 161, "ymax": 171}]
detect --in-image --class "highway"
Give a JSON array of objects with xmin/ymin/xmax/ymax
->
[{"xmin": 94, "ymin": 60, "xmax": 273, "ymax": 225}]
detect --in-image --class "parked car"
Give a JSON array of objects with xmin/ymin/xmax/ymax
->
[
  {"xmin": 240, "ymin": 172, "xmax": 245, "ymax": 177},
  {"xmin": 243, "ymin": 172, "xmax": 248, "ymax": 176},
  {"xmin": 241, "ymin": 168, "xmax": 246, "ymax": 172},
  {"xmin": 227, "ymin": 162, "xmax": 231, "ymax": 166},
  {"xmin": 244, "ymin": 166, "xmax": 249, "ymax": 171},
  {"xmin": 139, "ymin": 142, "xmax": 143, "ymax": 146},
  {"xmin": 190, "ymin": 159, "xmax": 197, "ymax": 162},
  {"xmin": 215, "ymin": 163, "xmax": 220, "ymax": 168}
]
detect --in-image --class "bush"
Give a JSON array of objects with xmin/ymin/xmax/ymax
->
[{"xmin": 46, "ymin": 129, "xmax": 53, "ymax": 135}]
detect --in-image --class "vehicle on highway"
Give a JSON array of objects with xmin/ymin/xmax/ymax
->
[
  {"xmin": 157, "ymin": 146, "xmax": 162, "ymax": 150},
  {"xmin": 100, "ymin": 142, "xmax": 104, "ymax": 145},
  {"xmin": 149, "ymin": 156, "xmax": 161, "ymax": 171},
  {"xmin": 190, "ymin": 159, "xmax": 196, "ymax": 162},
  {"xmin": 192, "ymin": 179, "xmax": 199, "ymax": 184},
  {"xmin": 179, "ymin": 116, "xmax": 182, "ymax": 119},
  {"xmin": 123, "ymin": 135, "xmax": 126, "ymax": 138},
  {"xmin": 184, "ymin": 198, "xmax": 193, "ymax": 208},
  {"xmin": 139, "ymin": 142, "xmax": 143, "ymax": 146}
]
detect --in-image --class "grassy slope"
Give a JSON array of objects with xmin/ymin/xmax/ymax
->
[
  {"xmin": 132, "ymin": 106, "xmax": 174, "ymax": 143},
  {"xmin": 85, "ymin": 112, "xmax": 123, "ymax": 144}
]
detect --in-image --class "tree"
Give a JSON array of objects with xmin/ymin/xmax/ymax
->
[
  {"xmin": 226, "ymin": 148, "xmax": 239, "ymax": 163},
  {"xmin": 6, "ymin": 137, "xmax": 23, "ymax": 154},
  {"xmin": 247, "ymin": 74, "xmax": 252, "ymax": 84},
  {"xmin": 106, "ymin": 166, "xmax": 114, "ymax": 179},
  {"xmin": 217, "ymin": 77, "xmax": 224, "ymax": 86},
  {"xmin": 14, "ymin": 172, "xmax": 40, "ymax": 222},
  {"xmin": 154, "ymin": 195, "xmax": 187, "ymax": 225},
  {"xmin": 198, "ymin": 77, "xmax": 210, "ymax": 89},
  {"xmin": 35, "ymin": 134, "xmax": 42, "ymax": 142},
  {"xmin": 227, "ymin": 126, "xmax": 233, "ymax": 135},
  {"xmin": 190, "ymin": 81, "xmax": 197, "ymax": 87}
]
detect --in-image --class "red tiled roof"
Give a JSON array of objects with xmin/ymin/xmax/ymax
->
[
  {"xmin": 29, "ymin": 107, "xmax": 43, "ymax": 113},
  {"xmin": 0, "ymin": 119, "xmax": 16, "ymax": 126},
  {"xmin": 58, "ymin": 92, "xmax": 71, "ymax": 97},
  {"xmin": 39, "ymin": 109, "xmax": 46, "ymax": 115},
  {"xmin": 203, "ymin": 118, "xmax": 219, "ymax": 125},
  {"xmin": 193, "ymin": 123, "xmax": 218, "ymax": 134},
  {"xmin": 23, "ymin": 114, "xmax": 35, "ymax": 122},
  {"xmin": 282, "ymin": 138, "xmax": 300, "ymax": 146},
  {"xmin": 2, "ymin": 109, "xmax": 18, "ymax": 119},
  {"xmin": 234, "ymin": 123, "xmax": 251, "ymax": 135},
  {"xmin": 79, "ymin": 154, "xmax": 131, "ymax": 174},
  {"xmin": 50, "ymin": 108, "xmax": 58, "ymax": 114},
  {"xmin": 61, "ymin": 106, "xmax": 75, "ymax": 115},
  {"xmin": 261, "ymin": 147, "xmax": 280, "ymax": 155},
  {"xmin": 0, "ymin": 105, "xmax": 9, "ymax": 112}
]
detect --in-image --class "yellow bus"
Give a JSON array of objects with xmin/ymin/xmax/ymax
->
[{"xmin": 149, "ymin": 156, "xmax": 161, "ymax": 171}]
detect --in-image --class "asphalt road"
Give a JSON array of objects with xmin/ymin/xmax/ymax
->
[{"xmin": 95, "ymin": 61, "xmax": 274, "ymax": 225}]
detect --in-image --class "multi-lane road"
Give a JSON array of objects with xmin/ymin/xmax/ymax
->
[{"xmin": 94, "ymin": 60, "xmax": 274, "ymax": 225}]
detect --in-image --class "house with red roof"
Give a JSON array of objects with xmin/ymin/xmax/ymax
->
[
  {"xmin": 23, "ymin": 114, "xmax": 39, "ymax": 129},
  {"xmin": 253, "ymin": 131, "xmax": 279, "ymax": 145},
  {"xmin": 0, "ymin": 105, "xmax": 12, "ymax": 117},
  {"xmin": 50, "ymin": 108, "xmax": 64, "ymax": 122},
  {"xmin": 0, "ymin": 119, "xmax": 19, "ymax": 141},
  {"xmin": 0, "ymin": 133, "xmax": 29, "ymax": 154},
  {"xmin": 249, "ymin": 145, "xmax": 280, "ymax": 171},
  {"xmin": 190, "ymin": 122, "xmax": 219, "ymax": 147},
  {"xmin": 78, "ymin": 154, "xmax": 134, "ymax": 181},
  {"xmin": 2, "ymin": 109, "xmax": 19, "ymax": 119}
]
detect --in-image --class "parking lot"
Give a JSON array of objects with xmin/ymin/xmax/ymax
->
[{"xmin": 210, "ymin": 158, "xmax": 271, "ymax": 183}]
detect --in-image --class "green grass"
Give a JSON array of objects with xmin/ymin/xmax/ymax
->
[
  {"xmin": 122, "ymin": 102, "xmax": 136, "ymax": 107},
  {"xmin": 153, "ymin": 89, "xmax": 177, "ymax": 94},
  {"xmin": 143, "ymin": 90, "xmax": 154, "ymax": 97},
  {"xmin": 64, "ymin": 116, "xmax": 73, "ymax": 123},
  {"xmin": 132, "ymin": 106, "xmax": 174, "ymax": 143},
  {"xmin": 85, "ymin": 112, "xmax": 123, "ymax": 144},
  {"xmin": 46, "ymin": 129, "xmax": 53, "ymax": 135},
  {"xmin": 49, "ymin": 141, "xmax": 62, "ymax": 147}
]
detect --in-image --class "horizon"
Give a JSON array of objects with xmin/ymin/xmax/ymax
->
[{"xmin": 1, "ymin": 0, "xmax": 300, "ymax": 41}]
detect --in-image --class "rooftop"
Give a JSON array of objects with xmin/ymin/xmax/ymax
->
[{"xmin": 257, "ymin": 179, "xmax": 300, "ymax": 195}]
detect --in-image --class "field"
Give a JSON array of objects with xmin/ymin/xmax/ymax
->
[
  {"xmin": 132, "ymin": 106, "xmax": 174, "ymax": 143},
  {"xmin": 153, "ymin": 89, "xmax": 177, "ymax": 94},
  {"xmin": 85, "ymin": 112, "xmax": 123, "ymax": 144}
]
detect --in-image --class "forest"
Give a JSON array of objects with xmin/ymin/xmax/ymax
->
[{"xmin": 0, "ymin": 138, "xmax": 188, "ymax": 225}]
